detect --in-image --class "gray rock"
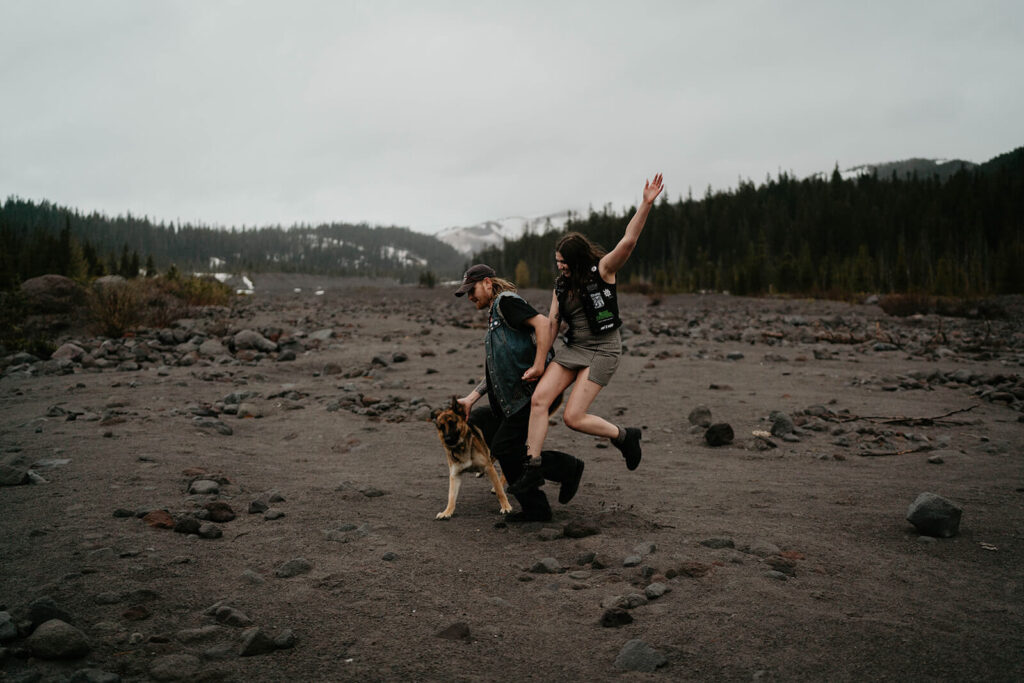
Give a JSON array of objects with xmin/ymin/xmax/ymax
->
[
  {"xmin": 769, "ymin": 412, "xmax": 794, "ymax": 436},
  {"xmin": 27, "ymin": 619, "xmax": 90, "ymax": 659},
  {"xmin": 0, "ymin": 464, "xmax": 29, "ymax": 486},
  {"xmin": 538, "ymin": 528, "xmax": 562, "ymax": 541},
  {"xmin": 175, "ymin": 625, "xmax": 224, "ymax": 643},
  {"xmin": 906, "ymin": 492, "xmax": 963, "ymax": 538},
  {"xmin": 644, "ymin": 582, "xmax": 669, "ymax": 599},
  {"xmin": 52, "ymin": 342, "xmax": 86, "ymax": 361},
  {"xmin": 622, "ymin": 555, "xmax": 642, "ymax": 567},
  {"xmin": 435, "ymin": 622, "xmax": 471, "ymax": 640},
  {"xmin": 263, "ymin": 509, "xmax": 286, "ymax": 520},
  {"xmin": 600, "ymin": 608, "xmax": 633, "ymax": 627},
  {"xmin": 20, "ymin": 274, "xmax": 85, "ymax": 313},
  {"xmin": 701, "ymin": 537, "xmax": 735, "ymax": 549},
  {"xmin": 198, "ymin": 339, "xmax": 229, "ymax": 357},
  {"xmin": 69, "ymin": 669, "xmax": 121, "ymax": 683},
  {"xmin": 601, "ymin": 594, "xmax": 648, "ymax": 610},
  {"xmin": 27, "ymin": 596, "xmax": 74, "ymax": 628},
  {"xmin": 743, "ymin": 540, "xmax": 781, "ymax": 557},
  {"xmin": 0, "ymin": 611, "xmax": 17, "ymax": 642},
  {"xmin": 238, "ymin": 627, "xmax": 277, "ymax": 656},
  {"xmin": 529, "ymin": 557, "xmax": 563, "ymax": 574},
  {"xmin": 248, "ymin": 499, "xmax": 269, "ymax": 514},
  {"xmin": 614, "ymin": 639, "xmax": 668, "ymax": 672},
  {"xmin": 704, "ymin": 423, "xmax": 734, "ymax": 446},
  {"xmin": 148, "ymin": 653, "xmax": 202, "ymax": 681},
  {"xmin": 272, "ymin": 628, "xmax": 297, "ymax": 649},
  {"xmin": 215, "ymin": 606, "xmax": 253, "ymax": 627},
  {"xmin": 235, "ymin": 402, "xmax": 261, "ymax": 419},
  {"xmin": 234, "ymin": 330, "xmax": 277, "ymax": 352},
  {"xmin": 198, "ymin": 523, "xmax": 223, "ymax": 539},
  {"xmin": 189, "ymin": 479, "xmax": 220, "ymax": 495},
  {"xmin": 192, "ymin": 417, "xmax": 233, "ymax": 435},
  {"xmin": 687, "ymin": 405, "xmax": 712, "ymax": 427},
  {"xmin": 275, "ymin": 558, "xmax": 312, "ymax": 578}
]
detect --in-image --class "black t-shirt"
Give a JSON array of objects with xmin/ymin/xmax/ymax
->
[{"xmin": 484, "ymin": 294, "xmax": 540, "ymax": 414}]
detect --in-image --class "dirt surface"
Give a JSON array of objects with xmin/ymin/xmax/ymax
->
[{"xmin": 2, "ymin": 277, "xmax": 1023, "ymax": 681}]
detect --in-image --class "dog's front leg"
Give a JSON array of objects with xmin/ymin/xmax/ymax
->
[
  {"xmin": 484, "ymin": 464, "xmax": 512, "ymax": 515},
  {"xmin": 436, "ymin": 467, "xmax": 462, "ymax": 520}
]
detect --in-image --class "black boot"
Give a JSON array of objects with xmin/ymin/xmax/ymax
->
[
  {"xmin": 507, "ymin": 458, "xmax": 544, "ymax": 496},
  {"xmin": 614, "ymin": 428, "xmax": 642, "ymax": 470},
  {"xmin": 506, "ymin": 488, "xmax": 552, "ymax": 523},
  {"xmin": 539, "ymin": 450, "xmax": 585, "ymax": 504}
]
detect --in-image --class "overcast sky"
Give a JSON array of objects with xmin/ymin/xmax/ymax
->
[{"xmin": 1, "ymin": 1, "xmax": 1021, "ymax": 234}]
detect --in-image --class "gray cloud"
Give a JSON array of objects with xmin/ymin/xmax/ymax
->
[{"xmin": 1, "ymin": 1, "xmax": 1021, "ymax": 233}]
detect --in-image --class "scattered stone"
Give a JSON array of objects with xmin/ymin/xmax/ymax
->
[
  {"xmin": 700, "ymin": 537, "xmax": 735, "ymax": 549},
  {"xmin": 188, "ymin": 479, "xmax": 220, "ymax": 495},
  {"xmin": 705, "ymin": 423, "xmax": 734, "ymax": 446},
  {"xmin": 214, "ymin": 606, "xmax": 253, "ymax": 627},
  {"xmin": 275, "ymin": 558, "xmax": 312, "ymax": 578},
  {"xmin": 193, "ymin": 417, "xmax": 233, "ymax": 435},
  {"xmin": 614, "ymin": 639, "xmax": 667, "ymax": 672},
  {"xmin": 27, "ymin": 596, "xmax": 74, "ymax": 628},
  {"xmin": 0, "ymin": 611, "xmax": 17, "ymax": 642},
  {"xmin": 563, "ymin": 521, "xmax": 600, "ymax": 538},
  {"xmin": 273, "ymin": 628, "xmax": 297, "ymax": 649},
  {"xmin": 644, "ymin": 582, "xmax": 668, "ymax": 599},
  {"xmin": 173, "ymin": 517, "xmax": 201, "ymax": 535},
  {"xmin": 600, "ymin": 608, "xmax": 633, "ymax": 627},
  {"xmin": 769, "ymin": 412, "xmax": 794, "ymax": 436},
  {"xmin": 248, "ymin": 499, "xmax": 269, "ymax": 514},
  {"xmin": 204, "ymin": 501, "xmax": 235, "ymax": 522},
  {"xmin": 27, "ymin": 619, "xmax": 90, "ymax": 660},
  {"xmin": 601, "ymin": 594, "xmax": 648, "ymax": 610},
  {"xmin": 148, "ymin": 653, "xmax": 201, "ymax": 681},
  {"xmin": 241, "ymin": 569, "xmax": 265, "ymax": 585},
  {"xmin": 529, "ymin": 557, "xmax": 563, "ymax": 574},
  {"xmin": 906, "ymin": 492, "xmax": 963, "ymax": 538},
  {"xmin": 381, "ymin": 551, "xmax": 398, "ymax": 561},
  {"xmin": 68, "ymin": 669, "xmax": 121, "ymax": 683},
  {"xmin": 198, "ymin": 523, "xmax": 223, "ymax": 539},
  {"xmin": 0, "ymin": 464, "xmax": 29, "ymax": 486},
  {"xmin": 176, "ymin": 625, "xmax": 224, "ymax": 643},
  {"xmin": 622, "ymin": 555, "xmax": 642, "ymax": 567},
  {"xmin": 436, "ymin": 622, "xmax": 471, "ymax": 640},
  {"xmin": 688, "ymin": 405, "xmax": 712, "ymax": 427},
  {"xmin": 239, "ymin": 627, "xmax": 277, "ymax": 656},
  {"xmin": 538, "ymin": 528, "xmax": 562, "ymax": 541},
  {"xmin": 927, "ymin": 455, "xmax": 945, "ymax": 465},
  {"xmin": 765, "ymin": 570, "xmax": 789, "ymax": 581}
]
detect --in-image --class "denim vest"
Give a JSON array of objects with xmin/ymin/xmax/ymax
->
[{"xmin": 484, "ymin": 291, "xmax": 537, "ymax": 417}]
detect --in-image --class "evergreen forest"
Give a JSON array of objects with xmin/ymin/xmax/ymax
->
[{"xmin": 479, "ymin": 147, "xmax": 1024, "ymax": 297}]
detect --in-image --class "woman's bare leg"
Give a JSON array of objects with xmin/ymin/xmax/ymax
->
[
  {"xmin": 526, "ymin": 363, "xmax": 577, "ymax": 459},
  {"xmin": 560, "ymin": 368, "xmax": 619, "ymax": 439}
]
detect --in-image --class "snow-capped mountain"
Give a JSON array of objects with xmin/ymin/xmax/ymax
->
[
  {"xmin": 811, "ymin": 157, "xmax": 978, "ymax": 182},
  {"xmin": 435, "ymin": 211, "xmax": 573, "ymax": 257}
]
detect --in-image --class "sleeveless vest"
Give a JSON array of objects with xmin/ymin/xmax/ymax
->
[
  {"xmin": 484, "ymin": 291, "xmax": 537, "ymax": 417},
  {"xmin": 555, "ymin": 266, "xmax": 622, "ymax": 342}
]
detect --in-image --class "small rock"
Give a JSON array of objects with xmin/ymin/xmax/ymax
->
[
  {"xmin": 529, "ymin": 557, "xmax": 563, "ymax": 574},
  {"xmin": 273, "ymin": 628, "xmax": 297, "ymax": 649},
  {"xmin": 275, "ymin": 558, "xmax": 312, "ymax": 578},
  {"xmin": 214, "ymin": 606, "xmax": 253, "ymax": 627},
  {"xmin": 238, "ymin": 627, "xmax": 277, "ymax": 656},
  {"xmin": 27, "ymin": 619, "xmax": 90, "ymax": 660},
  {"xmin": 204, "ymin": 501, "xmax": 236, "ymax": 522},
  {"xmin": 248, "ymin": 499, "xmax": 269, "ymax": 514},
  {"xmin": 198, "ymin": 522, "xmax": 223, "ymax": 539},
  {"xmin": 173, "ymin": 517, "xmax": 201, "ymax": 535},
  {"xmin": 705, "ymin": 423, "xmax": 734, "ymax": 446},
  {"xmin": 644, "ymin": 582, "xmax": 668, "ymax": 599},
  {"xmin": 906, "ymin": 492, "xmax": 963, "ymax": 538},
  {"xmin": 622, "ymin": 555, "xmax": 642, "ymax": 567},
  {"xmin": 563, "ymin": 521, "xmax": 600, "ymax": 538},
  {"xmin": 614, "ymin": 639, "xmax": 667, "ymax": 672},
  {"xmin": 700, "ymin": 537, "xmax": 735, "ymax": 549},
  {"xmin": 687, "ymin": 405, "xmax": 712, "ymax": 427},
  {"xmin": 435, "ymin": 622, "xmax": 471, "ymax": 640},
  {"xmin": 264, "ymin": 509, "xmax": 286, "ymax": 521},
  {"xmin": 188, "ymin": 479, "xmax": 220, "ymax": 495},
  {"xmin": 600, "ymin": 608, "xmax": 633, "ymax": 627},
  {"xmin": 148, "ymin": 653, "xmax": 201, "ymax": 681},
  {"xmin": 538, "ymin": 528, "xmax": 562, "ymax": 541}
]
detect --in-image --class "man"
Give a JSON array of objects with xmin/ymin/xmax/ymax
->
[{"xmin": 454, "ymin": 264, "xmax": 585, "ymax": 523}]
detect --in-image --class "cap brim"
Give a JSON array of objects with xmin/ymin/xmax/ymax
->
[{"xmin": 454, "ymin": 281, "xmax": 475, "ymax": 297}]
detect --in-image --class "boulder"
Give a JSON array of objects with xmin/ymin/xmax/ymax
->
[
  {"xmin": 27, "ymin": 619, "xmax": 90, "ymax": 659},
  {"xmin": 20, "ymin": 274, "xmax": 85, "ymax": 313},
  {"xmin": 907, "ymin": 492, "xmax": 963, "ymax": 538}
]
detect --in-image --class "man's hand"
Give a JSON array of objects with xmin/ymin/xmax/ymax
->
[
  {"xmin": 456, "ymin": 393, "xmax": 478, "ymax": 419},
  {"xmin": 522, "ymin": 363, "xmax": 546, "ymax": 383}
]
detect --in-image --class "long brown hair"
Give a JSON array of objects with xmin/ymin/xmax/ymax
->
[{"xmin": 556, "ymin": 232, "xmax": 605, "ymax": 294}]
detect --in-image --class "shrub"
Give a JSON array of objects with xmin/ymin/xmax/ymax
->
[{"xmin": 88, "ymin": 280, "xmax": 145, "ymax": 337}]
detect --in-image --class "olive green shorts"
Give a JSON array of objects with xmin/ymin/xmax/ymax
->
[{"xmin": 552, "ymin": 332, "xmax": 622, "ymax": 387}]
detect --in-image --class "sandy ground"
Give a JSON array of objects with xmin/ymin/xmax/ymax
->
[{"xmin": 1, "ymin": 276, "xmax": 1023, "ymax": 682}]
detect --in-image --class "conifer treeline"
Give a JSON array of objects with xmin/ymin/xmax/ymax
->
[
  {"xmin": 478, "ymin": 147, "xmax": 1024, "ymax": 296},
  {"xmin": 0, "ymin": 201, "xmax": 465, "ymax": 289}
]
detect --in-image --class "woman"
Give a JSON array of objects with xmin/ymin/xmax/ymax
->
[
  {"xmin": 454, "ymin": 264, "xmax": 585, "ymax": 523},
  {"xmin": 524, "ymin": 173, "xmax": 664, "ymax": 474}
]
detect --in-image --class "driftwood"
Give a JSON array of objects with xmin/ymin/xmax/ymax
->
[
  {"xmin": 858, "ymin": 445, "xmax": 934, "ymax": 457},
  {"xmin": 833, "ymin": 405, "xmax": 977, "ymax": 426}
]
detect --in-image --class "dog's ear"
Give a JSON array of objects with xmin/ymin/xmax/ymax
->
[
  {"xmin": 430, "ymin": 407, "xmax": 442, "ymax": 423},
  {"xmin": 450, "ymin": 395, "xmax": 461, "ymax": 413}
]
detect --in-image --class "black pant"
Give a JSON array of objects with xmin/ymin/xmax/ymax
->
[{"xmin": 469, "ymin": 402, "xmax": 551, "ymax": 517}]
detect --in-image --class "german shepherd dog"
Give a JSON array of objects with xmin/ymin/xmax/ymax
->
[{"xmin": 433, "ymin": 396, "xmax": 512, "ymax": 520}]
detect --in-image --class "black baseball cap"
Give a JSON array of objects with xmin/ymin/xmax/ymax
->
[{"xmin": 454, "ymin": 264, "xmax": 497, "ymax": 296}]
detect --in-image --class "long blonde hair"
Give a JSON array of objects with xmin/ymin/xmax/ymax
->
[{"xmin": 490, "ymin": 277, "xmax": 517, "ymax": 296}]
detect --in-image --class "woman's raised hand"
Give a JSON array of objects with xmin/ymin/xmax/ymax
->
[{"xmin": 642, "ymin": 173, "xmax": 664, "ymax": 205}]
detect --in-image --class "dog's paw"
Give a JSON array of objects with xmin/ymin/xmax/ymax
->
[
  {"xmin": 498, "ymin": 505, "xmax": 512, "ymax": 515},
  {"xmin": 435, "ymin": 511, "xmax": 453, "ymax": 520}
]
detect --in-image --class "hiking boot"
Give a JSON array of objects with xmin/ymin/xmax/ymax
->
[
  {"xmin": 616, "ymin": 427, "xmax": 642, "ymax": 470},
  {"xmin": 504, "ymin": 508, "xmax": 552, "ymax": 523},
  {"xmin": 507, "ymin": 460, "xmax": 544, "ymax": 496},
  {"xmin": 557, "ymin": 457, "xmax": 585, "ymax": 504}
]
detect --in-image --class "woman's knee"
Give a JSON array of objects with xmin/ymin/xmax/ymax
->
[{"xmin": 562, "ymin": 408, "xmax": 586, "ymax": 431}]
